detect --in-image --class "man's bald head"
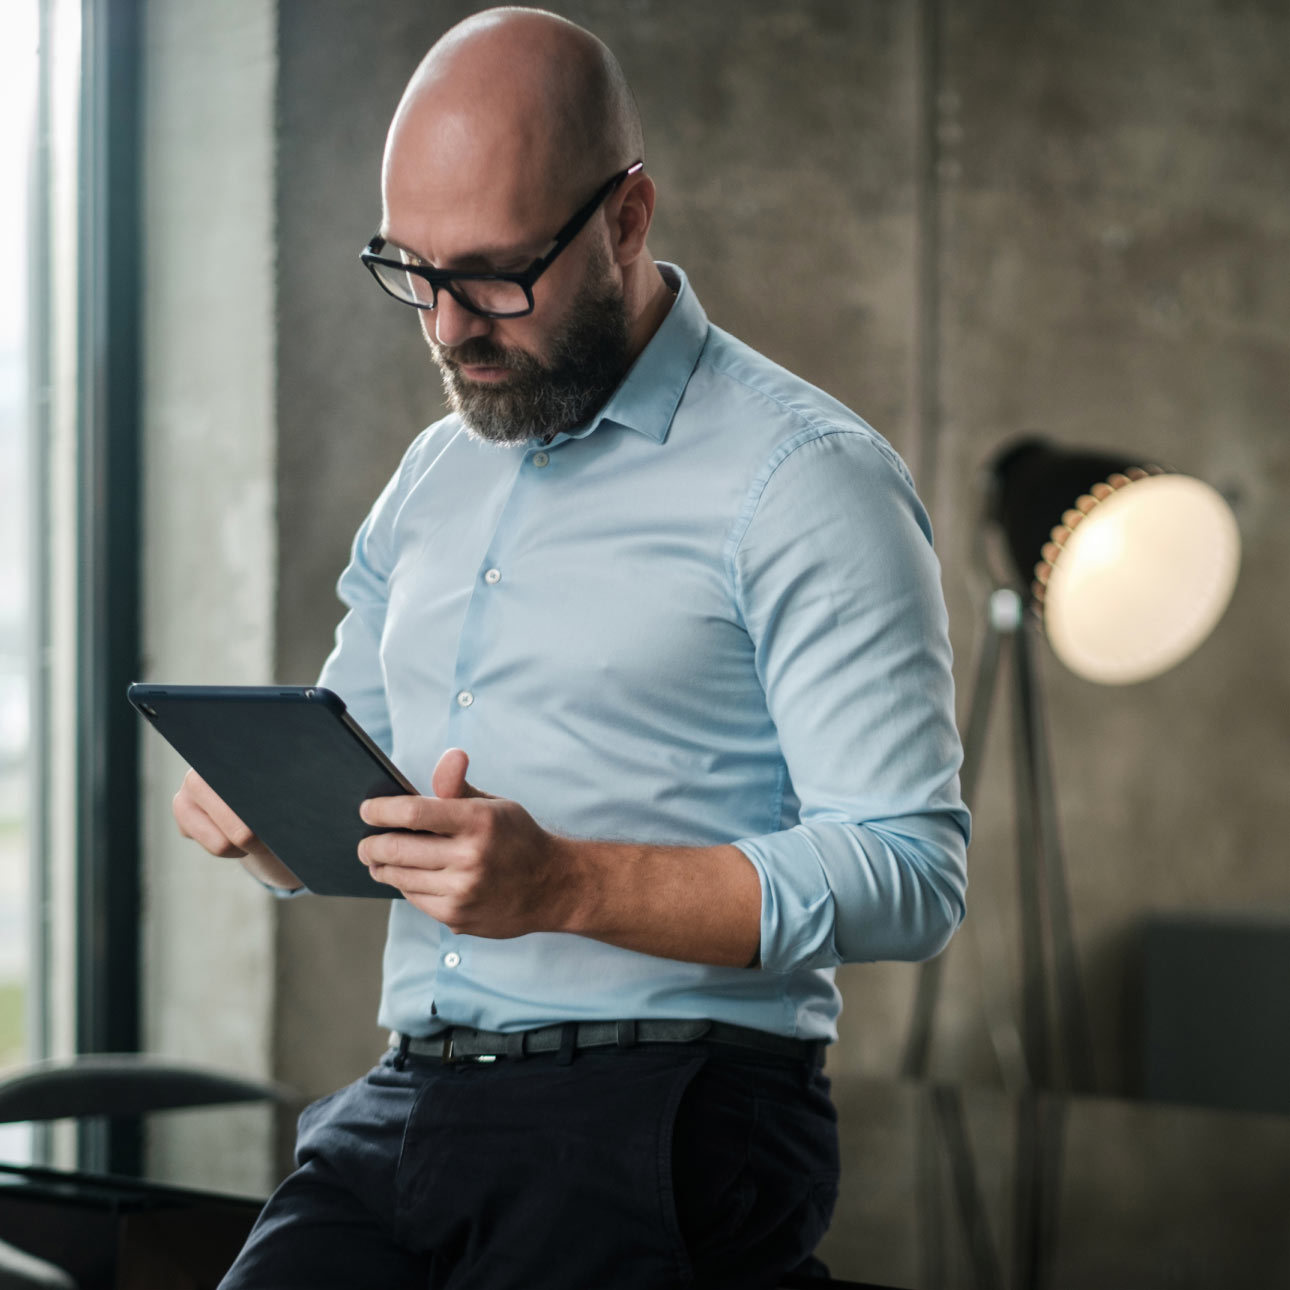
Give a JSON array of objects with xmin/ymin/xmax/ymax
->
[
  {"xmin": 375, "ymin": 8, "xmax": 671, "ymax": 444},
  {"xmin": 389, "ymin": 7, "xmax": 644, "ymax": 206}
]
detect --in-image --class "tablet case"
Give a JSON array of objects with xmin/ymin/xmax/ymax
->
[{"xmin": 129, "ymin": 684, "xmax": 414, "ymax": 898}]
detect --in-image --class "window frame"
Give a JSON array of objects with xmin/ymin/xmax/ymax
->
[{"xmin": 28, "ymin": 0, "xmax": 145, "ymax": 1175}]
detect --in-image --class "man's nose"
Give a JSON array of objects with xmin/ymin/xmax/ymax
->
[{"xmin": 432, "ymin": 290, "xmax": 492, "ymax": 349}]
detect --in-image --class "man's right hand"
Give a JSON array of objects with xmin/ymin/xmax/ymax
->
[{"xmin": 172, "ymin": 769, "xmax": 304, "ymax": 892}]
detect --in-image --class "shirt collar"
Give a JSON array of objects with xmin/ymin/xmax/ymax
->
[{"xmin": 545, "ymin": 263, "xmax": 708, "ymax": 448}]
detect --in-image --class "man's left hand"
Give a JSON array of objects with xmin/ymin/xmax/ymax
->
[{"xmin": 358, "ymin": 748, "xmax": 578, "ymax": 938}]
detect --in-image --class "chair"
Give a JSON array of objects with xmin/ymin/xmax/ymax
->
[{"xmin": 0, "ymin": 1054, "xmax": 291, "ymax": 1290}]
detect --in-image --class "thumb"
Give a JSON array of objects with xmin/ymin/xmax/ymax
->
[{"xmin": 431, "ymin": 747, "xmax": 490, "ymax": 800}]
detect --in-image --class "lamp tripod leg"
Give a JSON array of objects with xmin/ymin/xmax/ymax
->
[
  {"xmin": 1014, "ymin": 619, "xmax": 1096, "ymax": 1093},
  {"xmin": 1012, "ymin": 623, "xmax": 1052, "ymax": 1089},
  {"xmin": 901, "ymin": 605, "xmax": 1006, "ymax": 1080}
]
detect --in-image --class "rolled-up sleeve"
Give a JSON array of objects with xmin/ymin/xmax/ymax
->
[
  {"xmin": 317, "ymin": 505, "xmax": 394, "ymax": 754},
  {"xmin": 728, "ymin": 428, "xmax": 969, "ymax": 974},
  {"xmin": 316, "ymin": 428, "xmax": 439, "ymax": 755}
]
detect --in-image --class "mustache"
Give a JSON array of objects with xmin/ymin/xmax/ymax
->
[{"xmin": 435, "ymin": 338, "xmax": 520, "ymax": 371}]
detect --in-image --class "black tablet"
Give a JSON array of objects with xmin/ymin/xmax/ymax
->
[{"xmin": 129, "ymin": 683, "xmax": 415, "ymax": 899}]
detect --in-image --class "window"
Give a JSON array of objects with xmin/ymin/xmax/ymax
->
[
  {"xmin": 0, "ymin": 0, "xmax": 40, "ymax": 1167},
  {"xmin": 4, "ymin": 0, "xmax": 144, "ymax": 1174}
]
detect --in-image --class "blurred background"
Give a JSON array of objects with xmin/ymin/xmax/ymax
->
[{"xmin": 2, "ymin": 0, "xmax": 1288, "ymax": 1283}]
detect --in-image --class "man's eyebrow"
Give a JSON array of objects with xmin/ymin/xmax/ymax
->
[{"xmin": 377, "ymin": 230, "xmax": 542, "ymax": 270}]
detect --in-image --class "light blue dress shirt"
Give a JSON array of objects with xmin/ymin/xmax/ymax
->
[{"xmin": 318, "ymin": 264, "xmax": 968, "ymax": 1042}]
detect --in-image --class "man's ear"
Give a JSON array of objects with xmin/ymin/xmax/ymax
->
[{"xmin": 610, "ymin": 171, "xmax": 655, "ymax": 267}]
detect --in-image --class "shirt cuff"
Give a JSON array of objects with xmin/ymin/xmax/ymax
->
[
  {"xmin": 733, "ymin": 829, "xmax": 839, "ymax": 974},
  {"xmin": 258, "ymin": 879, "xmax": 310, "ymax": 899}
]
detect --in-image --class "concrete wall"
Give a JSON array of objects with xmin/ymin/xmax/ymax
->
[
  {"xmin": 267, "ymin": 0, "xmax": 1290, "ymax": 1116},
  {"xmin": 269, "ymin": 0, "xmax": 931, "ymax": 1145},
  {"xmin": 130, "ymin": 0, "xmax": 1290, "ymax": 1185},
  {"xmin": 928, "ymin": 0, "xmax": 1290, "ymax": 1092}
]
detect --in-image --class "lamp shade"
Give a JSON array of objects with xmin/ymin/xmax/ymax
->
[{"xmin": 988, "ymin": 437, "xmax": 1241, "ymax": 685}]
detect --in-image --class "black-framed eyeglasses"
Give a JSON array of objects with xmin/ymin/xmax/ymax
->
[{"xmin": 360, "ymin": 160, "xmax": 644, "ymax": 319}]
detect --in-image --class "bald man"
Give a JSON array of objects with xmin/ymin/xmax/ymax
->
[{"xmin": 184, "ymin": 8, "xmax": 969, "ymax": 1288}]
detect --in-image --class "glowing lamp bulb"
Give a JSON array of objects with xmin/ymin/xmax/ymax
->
[{"xmin": 1043, "ymin": 474, "xmax": 1241, "ymax": 685}]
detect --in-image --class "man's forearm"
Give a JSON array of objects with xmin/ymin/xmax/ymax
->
[
  {"xmin": 554, "ymin": 837, "xmax": 762, "ymax": 968},
  {"xmin": 358, "ymin": 768, "xmax": 763, "ymax": 964}
]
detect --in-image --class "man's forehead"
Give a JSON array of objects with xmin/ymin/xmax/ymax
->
[
  {"xmin": 385, "ymin": 93, "xmax": 556, "ymax": 199},
  {"xmin": 376, "ymin": 223, "xmax": 544, "ymax": 271},
  {"xmin": 379, "ymin": 166, "xmax": 563, "ymax": 268},
  {"xmin": 379, "ymin": 90, "xmax": 569, "ymax": 264}
]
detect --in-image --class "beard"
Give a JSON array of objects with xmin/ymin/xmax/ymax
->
[{"xmin": 430, "ymin": 253, "xmax": 633, "ymax": 446}]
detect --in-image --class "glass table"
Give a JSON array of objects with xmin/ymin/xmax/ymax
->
[
  {"xmin": 817, "ymin": 1076, "xmax": 1290, "ymax": 1289},
  {"xmin": 0, "ymin": 1075, "xmax": 1287, "ymax": 1289}
]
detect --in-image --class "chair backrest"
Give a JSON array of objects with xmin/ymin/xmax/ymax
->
[
  {"xmin": 0, "ymin": 1238, "xmax": 77, "ymax": 1290},
  {"xmin": 0, "ymin": 1054, "xmax": 294, "ymax": 1124}
]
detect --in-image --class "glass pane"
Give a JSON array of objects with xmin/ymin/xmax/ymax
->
[
  {"xmin": 371, "ymin": 258, "xmax": 435, "ymax": 306},
  {"xmin": 454, "ymin": 277, "xmax": 529, "ymax": 316},
  {"xmin": 0, "ymin": 0, "xmax": 38, "ymax": 1165}
]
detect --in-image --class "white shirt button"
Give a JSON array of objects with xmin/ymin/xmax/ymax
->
[
  {"xmin": 532, "ymin": 451, "xmax": 550, "ymax": 468},
  {"xmin": 443, "ymin": 951, "xmax": 461, "ymax": 969},
  {"xmin": 484, "ymin": 568, "xmax": 501, "ymax": 584},
  {"xmin": 457, "ymin": 690, "xmax": 474, "ymax": 708}
]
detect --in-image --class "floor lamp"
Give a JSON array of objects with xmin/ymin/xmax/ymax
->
[
  {"xmin": 902, "ymin": 435, "xmax": 1242, "ymax": 1092},
  {"xmin": 901, "ymin": 436, "xmax": 1242, "ymax": 1289}
]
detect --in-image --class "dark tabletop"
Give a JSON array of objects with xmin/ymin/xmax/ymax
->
[{"xmin": 817, "ymin": 1075, "xmax": 1290, "ymax": 1290}]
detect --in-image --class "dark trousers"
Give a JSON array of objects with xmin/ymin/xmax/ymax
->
[{"xmin": 220, "ymin": 1041, "xmax": 840, "ymax": 1289}]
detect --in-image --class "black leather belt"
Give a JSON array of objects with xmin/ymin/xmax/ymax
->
[{"xmin": 389, "ymin": 1019, "xmax": 823, "ymax": 1066}]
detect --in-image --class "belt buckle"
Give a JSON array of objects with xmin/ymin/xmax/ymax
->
[{"xmin": 442, "ymin": 1031, "xmax": 497, "ymax": 1064}]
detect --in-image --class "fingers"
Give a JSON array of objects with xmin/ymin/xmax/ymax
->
[
  {"xmin": 365, "ymin": 862, "xmax": 455, "ymax": 896},
  {"xmin": 431, "ymin": 747, "xmax": 472, "ymax": 800},
  {"xmin": 360, "ymin": 792, "xmax": 480, "ymax": 833},
  {"xmin": 173, "ymin": 768, "xmax": 261, "ymax": 857},
  {"xmin": 431, "ymin": 747, "xmax": 493, "ymax": 800},
  {"xmin": 363, "ymin": 862, "xmax": 476, "ymax": 930},
  {"xmin": 173, "ymin": 783, "xmax": 248, "ymax": 858},
  {"xmin": 358, "ymin": 827, "xmax": 453, "ymax": 871},
  {"xmin": 362, "ymin": 748, "xmax": 492, "ymax": 836},
  {"xmin": 376, "ymin": 880, "xmax": 469, "ymax": 930}
]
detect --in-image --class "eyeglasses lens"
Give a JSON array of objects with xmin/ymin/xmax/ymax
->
[
  {"xmin": 368, "ymin": 259, "xmax": 436, "ymax": 307},
  {"xmin": 444, "ymin": 278, "xmax": 530, "ymax": 316},
  {"xmin": 370, "ymin": 257, "xmax": 530, "ymax": 317}
]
